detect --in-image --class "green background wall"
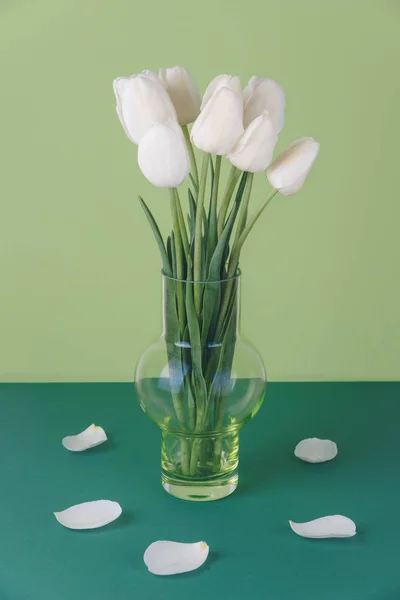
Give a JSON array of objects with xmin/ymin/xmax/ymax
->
[{"xmin": 0, "ymin": 0, "xmax": 399, "ymax": 382}]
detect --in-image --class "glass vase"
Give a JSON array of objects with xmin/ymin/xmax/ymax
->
[{"xmin": 135, "ymin": 272, "xmax": 266, "ymax": 501}]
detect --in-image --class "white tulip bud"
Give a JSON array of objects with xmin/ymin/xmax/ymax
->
[
  {"xmin": 266, "ymin": 137, "xmax": 320, "ymax": 195},
  {"xmin": 201, "ymin": 74, "xmax": 242, "ymax": 109},
  {"xmin": 113, "ymin": 73, "xmax": 177, "ymax": 144},
  {"xmin": 243, "ymin": 76, "xmax": 285, "ymax": 133},
  {"xmin": 191, "ymin": 87, "xmax": 244, "ymax": 155},
  {"xmin": 159, "ymin": 66, "xmax": 201, "ymax": 126},
  {"xmin": 227, "ymin": 112, "xmax": 277, "ymax": 173},
  {"xmin": 138, "ymin": 121, "xmax": 190, "ymax": 188}
]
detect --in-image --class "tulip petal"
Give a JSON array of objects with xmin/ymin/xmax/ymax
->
[
  {"xmin": 227, "ymin": 111, "xmax": 277, "ymax": 172},
  {"xmin": 201, "ymin": 74, "xmax": 242, "ymax": 109},
  {"xmin": 191, "ymin": 87, "xmax": 244, "ymax": 155},
  {"xmin": 113, "ymin": 74, "xmax": 178, "ymax": 144},
  {"xmin": 159, "ymin": 66, "xmax": 201, "ymax": 125},
  {"xmin": 138, "ymin": 121, "xmax": 190, "ymax": 188},
  {"xmin": 267, "ymin": 137, "xmax": 320, "ymax": 195},
  {"xmin": 243, "ymin": 75, "xmax": 257, "ymax": 105},
  {"xmin": 144, "ymin": 541, "xmax": 209, "ymax": 575},
  {"xmin": 289, "ymin": 516, "xmax": 356, "ymax": 539},
  {"xmin": 54, "ymin": 500, "xmax": 122, "ymax": 530},
  {"xmin": 141, "ymin": 69, "xmax": 161, "ymax": 84},
  {"xmin": 244, "ymin": 76, "xmax": 285, "ymax": 133},
  {"xmin": 294, "ymin": 438, "xmax": 338, "ymax": 463},
  {"xmin": 62, "ymin": 423, "xmax": 107, "ymax": 452},
  {"xmin": 113, "ymin": 77, "xmax": 136, "ymax": 143}
]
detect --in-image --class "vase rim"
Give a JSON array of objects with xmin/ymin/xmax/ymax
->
[{"xmin": 162, "ymin": 268, "xmax": 241, "ymax": 285}]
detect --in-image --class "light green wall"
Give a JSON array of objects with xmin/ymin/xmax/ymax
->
[{"xmin": 0, "ymin": 0, "xmax": 399, "ymax": 382}]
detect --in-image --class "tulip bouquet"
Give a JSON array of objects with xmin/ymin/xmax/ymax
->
[{"xmin": 114, "ymin": 66, "xmax": 319, "ymax": 494}]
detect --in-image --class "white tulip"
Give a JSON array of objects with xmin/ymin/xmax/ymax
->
[
  {"xmin": 159, "ymin": 66, "xmax": 201, "ymax": 126},
  {"xmin": 266, "ymin": 137, "xmax": 320, "ymax": 195},
  {"xmin": 138, "ymin": 120, "xmax": 190, "ymax": 188},
  {"xmin": 227, "ymin": 111, "xmax": 277, "ymax": 173},
  {"xmin": 140, "ymin": 69, "xmax": 161, "ymax": 84},
  {"xmin": 243, "ymin": 76, "xmax": 285, "ymax": 133},
  {"xmin": 113, "ymin": 72, "xmax": 177, "ymax": 144},
  {"xmin": 191, "ymin": 87, "xmax": 244, "ymax": 155},
  {"xmin": 200, "ymin": 74, "xmax": 242, "ymax": 109}
]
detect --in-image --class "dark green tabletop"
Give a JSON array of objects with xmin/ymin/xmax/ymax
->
[{"xmin": 1, "ymin": 382, "xmax": 399, "ymax": 599}]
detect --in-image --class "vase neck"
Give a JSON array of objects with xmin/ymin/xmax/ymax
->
[{"xmin": 161, "ymin": 275, "xmax": 241, "ymax": 344}]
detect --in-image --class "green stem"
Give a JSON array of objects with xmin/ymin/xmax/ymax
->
[
  {"xmin": 213, "ymin": 281, "xmax": 234, "ymax": 347},
  {"xmin": 209, "ymin": 176, "xmax": 254, "ymax": 340},
  {"xmin": 182, "ymin": 125, "xmax": 199, "ymax": 190},
  {"xmin": 189, "ymin": 437, "xmax": 201, "ymax": 475},
  {"xmin": 214, "ymin": 189, "xmax": 279, "ymax": 342},
  {"xmin": 181, "ymin": 440, "xmax": 190, "ymax": 475},
  {"xmin": 228, "ymin": 189, "xmax": 279, "ymax": 278},
  {"xmin": 207, "ymin": 155, "xmax": 222, "ymax": 267},
  {"xmin": 233, "ymin": 172, "xmax": 254, "ymax": 244},
  {"xmin": 211, "ymin": 156, "xmax": 222, "ymax": 206},
  {"xmin": 212, "ymin": 404, "xmax": 226, "ymax": 471},
  {"xmin": 225, "ymin": 173, "xmax": 254, "ymax": 280},
  {"xmin": 217, "ymin": 166, "xmax": 240, "ymax": 237},
  {"xmin": 169, "ymin": 189, "xmax": 186, "ymax": 328},
  {"xmin": 194, "ymin": 153, "xmax": 209, "ymax": 315},
  {"xmin": 188, "ymin": 384, "xmax": 196, "ymax": 431},
  {"xmin": 174, "ymin": 188, "xmax": 190, "ymax": 258}
]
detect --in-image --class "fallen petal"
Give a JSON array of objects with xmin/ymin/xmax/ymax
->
[
  {"xmin": 144, "ymin": 540, "xmax": 209, "ymax": 575},
  {"xmin": 54, "ymin": 500, "xmax": 122, "ymax": 530},
  {"xmin": 62, "ymin": 424, "xmax": 107, "ymax": 452},
  {"xmin": 289, "ymin": 515, "xmax": 356, "ymax": 538},
  {"xmin": 294, "ymin": 438, "xmax": 337, "ymax": 463}
]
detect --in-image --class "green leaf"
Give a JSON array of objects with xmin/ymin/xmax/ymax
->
[
  {"xmin": 187, "ymin": 189, "xmax": 196, "ymax": 253},
  {"xmin": 228, "ymin": 189, "xmax": 278, "ymax": 279},
  {"xmin": 221, "ymin": 242, "xmax": 230, "ymax": 277},
  {"xmin": 201, "ymin": 208, "xmax": 209, "ymax": 282},
  {"xmin": 194, "ymin": 154, "xmax": 210, "ymax": 319},
  {"xmin": 186, "ymin": 259, "xmax": 202, "ymax": 365},
  {"xmin": 206, "ymin": 155, "xmax": 221, "ymax": 272},
  {"xmin": 139, "ymin": 196, "xmax": 172, "ymax": 277},
  {"xmin": 175, "ymin": 190, "xmax": 190, "ymax": 259},
  {"xmin": 188, "ymin": 188, "xmax": 207, "ymax": 260},
  {"xmin": 217, "ymin": 166, "xmax": 241, "ymax": 237},
  {"xmin": 200, "ymin": 173, "xmax": 246, "ymax": 347},
  {"xmin": 166, "ymin": 235, "xmax": 173, "ymax": 269},
  {"xmin": 220, "ymin": 279, "xmax": 239, "ymax": 341},
  {"xmin": 182, "ymin": 323, "xmax": 196, "ymax": 431},
  {"xmin": 202, "ymin": 207, "xmax": 208, "ymax": 239},
  {"xmin": 189, "ymin": 173, "xmax": 199, "ymax": 197},
  {"xmin": 187, "ymin": 384, "xmax": 196, "ymax": 431},
  {"xmin": 187, "ymin": 214, "xmax": 194, "ymax": 246},
  {"xmin": 231, "ymin": 173, "xmax": 254, "ymax": 267},
  {"xmin": 163, "ymin": 275, "xmax": 187, "ymax": 430},
  {"xmin": 170, "ymin": 190, "xmax": 186, "ymax": 328},
  {"xmin": 170, "ymin": 231, "xmax": 177, "ymax": 278},
  {"xmin": 188, "ymin": 187, "xmax": 196, "ymax": 216},
  {"xmin": 235, "ymin": 171, "xmax": 249, "ymax": 208},
  {"xmin": 209, "ymin": 155, "xmax": 215, "ymax": 193},
  {"xmin": 205, "ymin": 281, "xmax": 239, "ymax": 429},
  {"xmin": 186, "ymin": 258, "xmax": 207, "ymax": 430}
]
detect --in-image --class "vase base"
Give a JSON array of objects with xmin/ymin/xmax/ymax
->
[{"xmin": 161, "ymin": 470, "xmax": 238, "ymax": 502}]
